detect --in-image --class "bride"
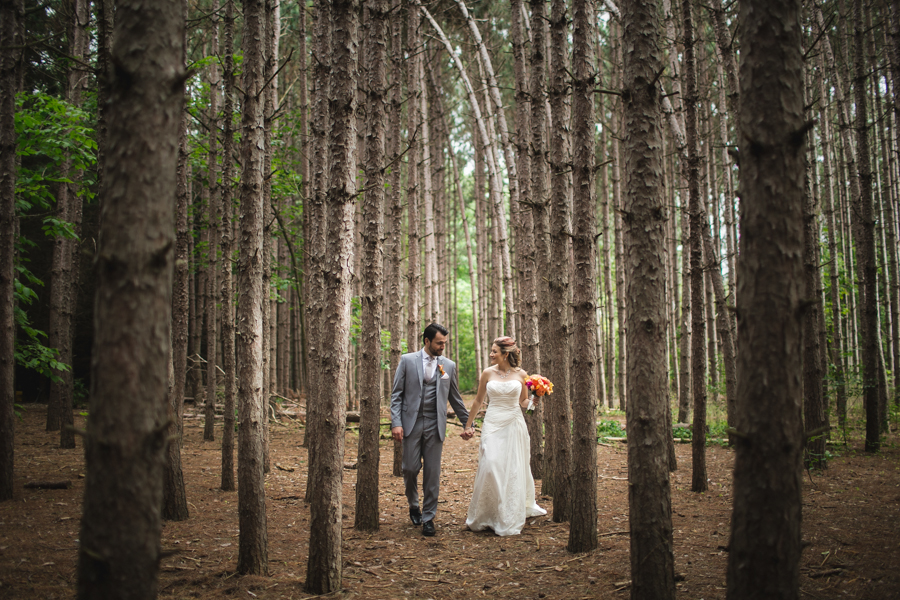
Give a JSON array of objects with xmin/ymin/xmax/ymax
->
[{"xmin": 461, "ymin": 336, "xmax": 547, "ymax": 536}]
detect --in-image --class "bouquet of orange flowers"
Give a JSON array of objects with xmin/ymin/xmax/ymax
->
[{"xmin": 524, "ymin": 374, "xmax": 553, "ymax": 415}]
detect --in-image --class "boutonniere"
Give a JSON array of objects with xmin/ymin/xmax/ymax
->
[{"xmin": 439, "ymin": 364, "xmax": 446, "ymax": 377}]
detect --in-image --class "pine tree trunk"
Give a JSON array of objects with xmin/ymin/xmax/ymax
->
[
  {"xmin": 851, "ymin": 0, "xmax": 880, "ymax": 453},
  {"xmin": 528, "ymin": 0, "xmax": 551, "ymax": 487},
  {"xmin": 306, "ymin": 0, "xmax": 358, "ymax": 591},
  {"xmin": 510, "ymin": 0, "xmax": 541, "ymax": 477},
  {"xmin": 236, "ymin": 0, "xmax": 268, "ymax": 575},
  {"xmin": 546, "ymin": 0, "xmax": 573, "ymax": 521},
  {"xmin": 621, "ymin": 0, "xmax": 676, "ymax": 594},
  {"xmin": 568, "ymin": 0, "xmax": 597, "ymax": 552},
  {"xmin": 803, "ymin": 99, "xmax": 826, "ymax": 468},
  {"xmin": 681, "ymin": 0, "xmax": 708, "ymax": 494},
  {"xmin": 303, "ymin": 0, "xmax": 330, "ymax": 506},
  {"xmin": 47, "ymin": 0, "xmax": 88, "ymax": 446},
  {"xmin": 163, "ymin": 102, "xmax": 190, "ymax": 522},
  {"xmin": 406, "ymin": 2, "xmax": 421, "ymax": 348},
  {"xmin": 204, "ymin": 18, "xmax": 220, "ymax": 442},
  {"xmin": 75, "ymin": 1, "xmax": 183, "ymax": 595},
  {"xmin": 0, "ymin": 0, "xmax": 23, "ymax": 503},
  {"xmin": 355, "ymin": 0, "xmax": 387, "ymax": 531},
  {"xmin": 220, "ymin": 0, "xmax": 237, "ymax": 492},
  {"xmin": 387, "ymin": 0, "xmax": 404, "ymax": 477},
  {"xmin": 817, "ymin": 47, "xmax": 847, "ymax": 428},
  {"xmin": 726, "ymin": 0, "xmax": 805, "ymax": 595}
]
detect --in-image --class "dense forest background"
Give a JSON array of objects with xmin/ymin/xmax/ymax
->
[{"xmin": 1, "ymin": 0, "xmax": 899, "ymax": 597}]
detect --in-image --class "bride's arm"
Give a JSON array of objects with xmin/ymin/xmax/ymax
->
[
  {"xmin": 518, "ymin": 371, "xmax": 531, "ymax": 408},
  {"xmin": 463, "ymin": 369, "xmax": 490, "ymax": 432}
]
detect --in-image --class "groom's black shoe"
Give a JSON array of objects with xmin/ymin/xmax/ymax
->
[
  {"xmin": 409, "ymin": 506, "xmax": 422, "ymax": 526},
  {"xmin": 422, "ymin": 520, "xmax": 436, "ymax": 537}
]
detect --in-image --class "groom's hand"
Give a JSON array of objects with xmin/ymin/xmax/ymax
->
[{"xmin": 391, "ymin": 426, "xmax": 404, "ymax": 441}]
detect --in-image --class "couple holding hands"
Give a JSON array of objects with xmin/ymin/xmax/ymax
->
[{"xmin": 390, "ymin": 323, "xmax": 547, "ymax": 537}]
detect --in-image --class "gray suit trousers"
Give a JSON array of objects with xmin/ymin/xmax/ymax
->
[{"xmin": 402, "ymin": 410, "xmax": 443, "ymax": 522}]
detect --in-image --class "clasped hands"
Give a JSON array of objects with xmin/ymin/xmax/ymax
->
[{"xmin": 460, "ymin": 426, "xmax": 476, "ymax": 441}]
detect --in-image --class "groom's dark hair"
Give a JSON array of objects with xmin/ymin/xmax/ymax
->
[{"xmin": 423, "ymin": 322, "xmax": 449, "ymax": 343}]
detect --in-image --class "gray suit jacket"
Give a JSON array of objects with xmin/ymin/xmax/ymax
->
[{"xmin": 390, "ymin": 350, "xmax": 469, "ymax": 441}]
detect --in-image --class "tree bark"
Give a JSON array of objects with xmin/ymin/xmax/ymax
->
[
  {"xmin": 816, "ymin": 46, "xmax": 847, "ymax": 428},
  {"xmin": 387, "ymin": 0, "xmax": 403, "ymax": 477},
  {"xmin": 75, "ymin": 1, "xmax": 184, "ymax": 596},
  {"xmin": 621, "ymin": 0, "xmax": 676, "ymax": 594},
  {"xmin": 204, "ymin": 12, "xmax": 220, "ymax": 442},
  {"xmin": 220, "ymin": 0, "xmax": 237, "ymax": 492},
  {"xmin": 528, "ymin": 0, "xmax": 550, "ymax": 483},
  {"xmin": 305, "ymin": 0, "xmax": 358, "ymax": 590},
  {"xmin": 355, "ymin": 0, "xmax": 387, "ymax": 531},
  {"xmin": 236, "ymin": 0, "xmax": 269, "ymax": 576},
  {"xmin": 726, "ymin": 0, "xmax": 805, "ymax": 595},
  {"xmin": 680, "ymin": 0, "xmax": 708, "ymax": 495},
  {"xmin": 47, "ymin": 0, "xmax": 89, "ymax": 447},
  {"xmin": 546, "ymin": 0, "xmax": 573, "ymax": 521},
  {"xmin": 851, "ymin": 0, "xmax": 880, "ymax": 453},
  {"xmin": 0, "ymin": 0, "xmax": 23, "ymax": 503},
  {"xmin": 568, "ymin": 0, "xmax": 597, "ymax": 552},
  {"xmin": 406, "ymin": 1, "xmax": 421, "ymax": 348},
  {"xmin": 163, "ymin": 95, "xmax": 190, "ymax": 523}
]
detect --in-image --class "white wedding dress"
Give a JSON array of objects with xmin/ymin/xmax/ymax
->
[{"xmin": 466, "ymin": 380, "xmax": 547, "ymax": 536}]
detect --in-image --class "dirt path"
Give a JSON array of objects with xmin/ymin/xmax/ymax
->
[{"xmin": 1, "ymin": 404, "xmax": 898, "ymax": 599}]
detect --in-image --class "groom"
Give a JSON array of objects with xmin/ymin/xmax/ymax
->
[{"xmin": 391, "ymin": 323, "xmax": 470, "ymax": 536}]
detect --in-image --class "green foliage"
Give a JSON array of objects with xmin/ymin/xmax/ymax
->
[
  {"xmin": 13, "ymin": 91, "xmax": 96, "ymax": 382},
  {"xmin": 15, "ymin": 92, "xmax": 97, "ymax": 216},
  {"xmin": 596, "ymin": 419, "xmax": 626, "ymax": 441}
]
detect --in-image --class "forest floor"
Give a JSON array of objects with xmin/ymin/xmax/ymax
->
[{"xmin": 1, "ymin": 400, "xmax": 899, "ymax": 600}]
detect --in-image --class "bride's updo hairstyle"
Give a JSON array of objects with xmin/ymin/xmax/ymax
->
[{"xmin": 493, "ymin": 336, "xmax": 521, "ymax": 369}]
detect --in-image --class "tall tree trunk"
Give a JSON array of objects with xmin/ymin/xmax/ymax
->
[
  {"xmin": 47, "ymin": 0, "xmax": 89, "ymax": 447},
  {"xmin": 612, "ymin": 18, "xmax": 627, "ymax": 410},
  {"xmin": 163, "ymin": 93, "xmax": 190, "ymax": 523},
  {"xmin": 681, "ymin": 0, "xmax": 708, "ymax": 494},
  {"xmin": 204, "ymin": 14, "xmax": 220, "ymax": 442},
  {"xmin": 568, "ymin": 0, "xmax": 597, "ymax": 552},
  {"xmin": 852, "ymin": 0, "xmax": 881, "ymax": 453},
  {"xmin": 406, "ymin": 1, "xmax": 421, "ymax": 348},
  {"xmin": 387, "ymin": 0, "xmax": 403, "ymax": 477},
  {"xmin": 355, "ymin": 0, "xmax": 387, "ymax": 531},
  {"xmin": 75, "ymin": 1, "xmax": 184, "ymax": 595},
  {"xmin": 220, "ymin": 0, "xmax": 237, "ymax": 492},
  {"xmin": 817, "ymin": 47, "xmax": 847, "ymax": 428},
  {"xmin": 510, "ymin": 0, "xmax": 541, "ymax": 478},
  {"xmin": 547, "ymin": 0, "xmax": 573, "ymax": 522},
  {"xmin": 306, "ymin": 0, "xmax": 358, "ymax": 590},
  {"xmin": 803, "ymin": 92, "xmax": 826, "ymax": 468},
  {"xmin": 726, "ymin": 0, "xmax": 805, "ymax": 595},
  {"xmin": 0, "ymin": 0, "xmax": 23, "ymax": 503},
  {"xmin": 529, "ymin": 0, "xmax": 551, "ymax": 484},
  {"xmin": 236, "ymin": 0, "xmax": 268, "ymax": 575},
  {"xmin": 621, "ymin": 0, "xmax": 676, "ymax": 594}
]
